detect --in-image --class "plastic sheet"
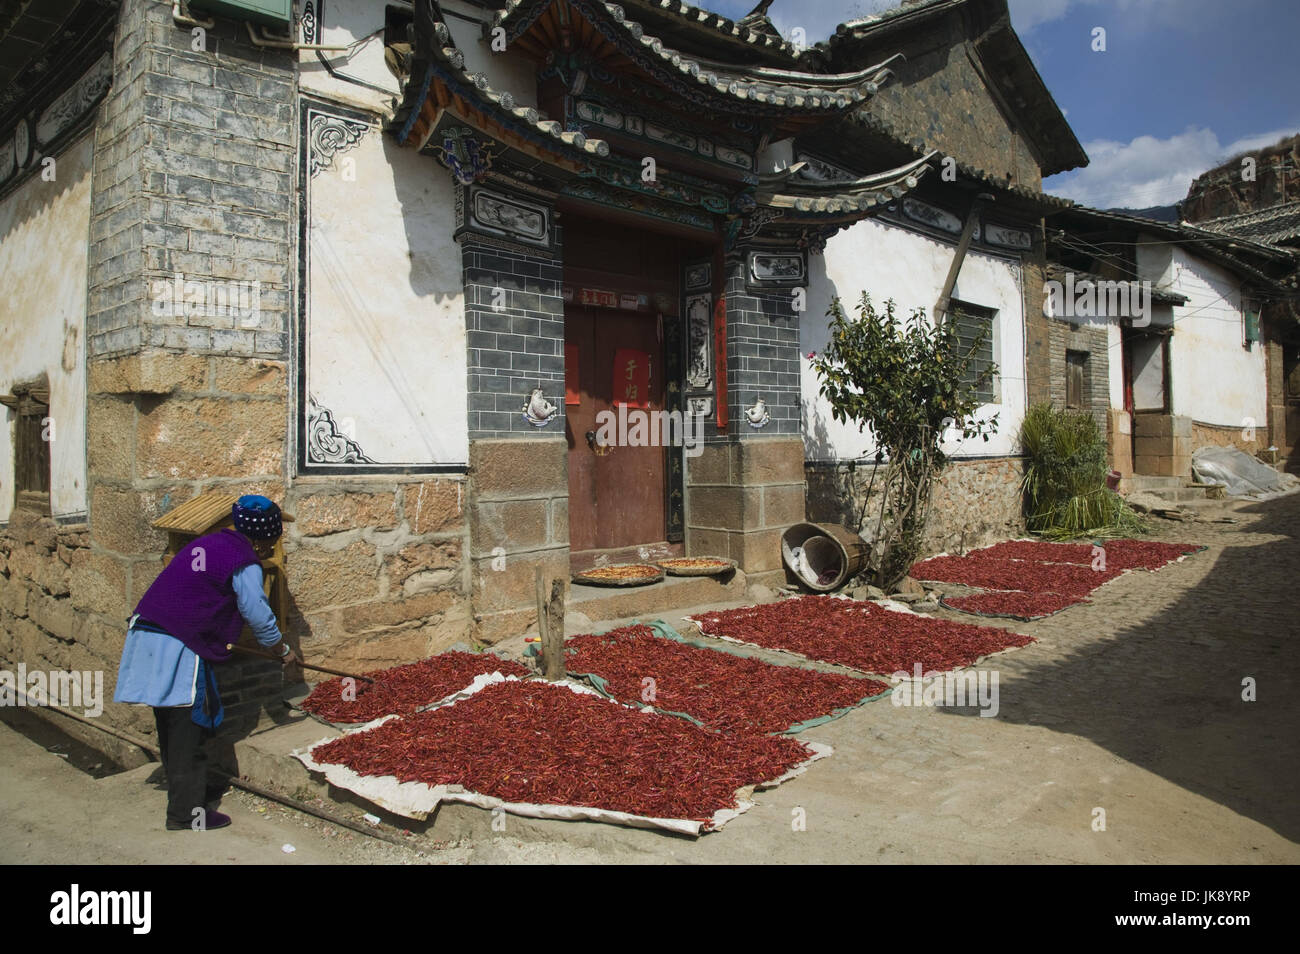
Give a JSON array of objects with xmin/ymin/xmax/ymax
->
[{"xmin": 1191, "ymin": 446, "xmax": 1300, "ymax": 499}]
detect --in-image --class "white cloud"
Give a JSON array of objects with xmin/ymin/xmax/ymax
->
[
  {"xmin": 768, "ymin": 0, "xmax": 890, "ymax": 46},
  {"xmin": 1008, "ymin": 0, "xmax": 1073, "ymax": 33},
  {"xmin": 1009, "ymin": 0, "xmax": 1224, "ymax": 35},
  {"xmin": 758, "ymin": 0, "xmax": 1216, "ymax": 47},
  {"xmin": 1045, "ymin": 125, "xmax": 1300, "ymax": 209}
]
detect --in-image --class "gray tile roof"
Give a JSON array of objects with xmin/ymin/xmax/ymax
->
[
  {"xmin": 494, "ymin": 0, "xmax": 904, "ymax": 114},
  {"xmin": 757, "ymin": 153, "xmax": 934, "ymax": 216},
  {"xmin": 393, "ymin": 4, "xmax": 610, "ymax": 160},
  {"xmin": 1197, "ymin": 202, "xmax": 1300, "ymax": 248}
]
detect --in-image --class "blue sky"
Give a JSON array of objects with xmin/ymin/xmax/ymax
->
[{"xmin": 706, "ymin": 0, "xmax": 1300, "ymax": 210}]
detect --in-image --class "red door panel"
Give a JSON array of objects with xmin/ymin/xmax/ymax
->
[{"xmin": 565, "ymin": 307, "xmax": 666, "ymax": 553}]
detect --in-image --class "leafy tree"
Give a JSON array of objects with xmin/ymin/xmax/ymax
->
[{"xmin": 809, "ymin": 294, "xmax": 998, "ymax": 587}]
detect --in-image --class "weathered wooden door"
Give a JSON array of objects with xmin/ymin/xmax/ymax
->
[{"xmin": 565, "ymin": 306, "xmax": 666, "ymax": 552}]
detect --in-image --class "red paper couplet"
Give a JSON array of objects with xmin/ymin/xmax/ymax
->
[{"xmin": 612, "ymin": 348, "xmax": 651, "ymax": 409}]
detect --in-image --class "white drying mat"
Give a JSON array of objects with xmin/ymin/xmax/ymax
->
[{"xmin": 293, "ymin": 673, "xmax": 831, "ymax": 837}]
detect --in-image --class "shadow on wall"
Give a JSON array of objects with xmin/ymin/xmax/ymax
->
[
  {"xmin": 802, "ymin": 251, "xmax": 898, "ymax": 536},
  {"xmin": 801, "ymin": 247, "xmax": 860, "ymax": 465},
  {"xmin": 0, "ymin": 133, "xmax": 91, "ymax": 245},
  {"xmin": 935, "ymin": 494, "xmax": 1300, "ymax": 843},
  {"xmin": 389, "ymin": 135, "xmax": 465, "ymax": 302}
]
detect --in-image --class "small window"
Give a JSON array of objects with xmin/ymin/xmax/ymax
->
[
  {"xmin": 1066, "ymin": 350, "xmax": 1087, "ymax": 409},
  {"xmin": 949, "ymin": 301, "xmax": 997, "ymax": 404},
  {"xmin": 1, "ymin": 380, "xmax": 51, "ymax": 515}
]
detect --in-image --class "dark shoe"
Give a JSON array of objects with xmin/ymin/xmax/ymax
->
[{"xmin": 166, "ymin": 809, "xmax": 232, "ymax": 831}]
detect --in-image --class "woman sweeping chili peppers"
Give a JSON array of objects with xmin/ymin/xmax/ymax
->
[{"xmin": 113, "ymin": 495, "xmax": 300, "ymax": 832}]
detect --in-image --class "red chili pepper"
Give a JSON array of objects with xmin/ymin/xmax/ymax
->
[
  {"xmin": 300, "ymin": 651, "xmax": 528, "ymax": 723},
  {"xmin": 908, "ymin": 538, "xmax": 1202, "ymax": 621},
  {"xmin": 696, "ymin": 596, "xmax": 1033, "ymax": 674},
  {"xmin": 310, "ymin": 681, "xmax": 812, "ymax": 827},
  {"xmin": 565, "ymin": 625, "xmax": 887, "ymax": 734}
]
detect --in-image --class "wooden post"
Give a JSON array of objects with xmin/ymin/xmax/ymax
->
[
  {"xmin": 535, "ymin": 568, "xmax": 567, "ymax": 680},
  {"xmin": 534, "ymin": 566, "xmax": 547, "ymax": 649},
  {"xmin": 934, "ymin": 193, "xmax": 993, "ymax": 320}
]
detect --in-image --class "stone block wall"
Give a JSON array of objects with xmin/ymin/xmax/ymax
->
[
  {"xmin": 3, "ymin": 0, "xmax": 303, "ymax": 736},
  {"xmin": 87, "ymin": 0, "xmax": 295, "ymax": 359},
  {"xmin": 686, "ymin": 437, "xmax": 806, "ymax": 587},
  {"xmin": 806, "ymin": 455, "xmax": 1027, "ymax": 562},
  {"xmin": 12, "ymin": 336, "xmax": 474, "ymax": 733},
  {"xmin": 280, "ymin": 477, "xmax": 470, "ymax": 677},
  {"xmin": 1264, "ymin": 338, "xmax": 1289, "ymax": 457},
  {"xmin": 1188, "ymin": 421, "xmax": 1264, "ymax": 458},
  {"xmin": 855, "ymin": 14, "xmax": 1043, "ymax": 190},
  {"xmin": 465, "ymin": 438, "xmax": 569, "ymax": 643},
  {"xmin": 0, "ymin": 511, "xmax": 153, "ymax": 734}
]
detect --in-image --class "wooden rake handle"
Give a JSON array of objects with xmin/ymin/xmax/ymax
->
[{"xmin": 226, "ymin": 643, "xmax": 376, "ymax": 683}]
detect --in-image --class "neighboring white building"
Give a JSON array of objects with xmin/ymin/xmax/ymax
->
[
  {"xmin": 1045, "ymin": 206, "xmax": 1292, "ymax": 479},
  {"xmin": 801, "ymin": 212, "xmax": 1028, "ymax": 463}
]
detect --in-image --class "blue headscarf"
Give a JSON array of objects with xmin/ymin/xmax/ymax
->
[{"xmin": 231, "ymin": 495, "xmax": 283, "ymax": 540}]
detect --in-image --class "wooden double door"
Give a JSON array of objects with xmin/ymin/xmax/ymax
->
[
  {"xmin": 564, "ymin": 305, "xmax": 667, "ymax": 554},
  {"xmin": 562, "ymin": 215, "xmax": 701, "ymax": 562}
]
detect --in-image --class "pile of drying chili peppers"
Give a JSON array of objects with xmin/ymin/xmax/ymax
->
[
  {"xmin": 1075, "ymin": 539, "xmax": 1202, "ymax": 571},
  {"xmin": 911, "ymin": 538, "xmax": 1201, "ymax": 620},
  {"xmin": 910, "ymin": 552, "xmax": 1124, "ymax": 595},
  {"xmin": 941, "ymin": 590, "xmax": 1087, "ymax": 620},
  {"xmin": 971, "ymin": 540, "xmax": 1096, "ymax": 564},
  {"xmin": 300, "ymin": 651, "xmax": 529, "ymax": 723},
  {"xmin": 693, "ymin": 596, "xmax": 1033, "ymax": 674},
  {"xmin": 565, "ymin": 624, "xmax": 888, "ymax": 734},
  {"xmin": 309, "ymin": 680, "xmax": 814, "ymax": 826},
  {"xmin": 973, "ymin": 538, "xmax": 1201, "ymax": 571}
]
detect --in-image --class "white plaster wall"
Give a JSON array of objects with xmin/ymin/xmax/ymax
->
[
  {"xmin": 298, "ymin": 0, "xmax": 399, "ymax": 113},
  {"xmin": 299, "ymin": 0, "xmax": 537, "ymax": 115},
  {"xmin": 306, "ymin": 128, "xmax": 468, "ymax": 465},
  {"xmin": 802, "ymin": 217, "xmax": 1027, "ymax": 462},
  {"xmin": 1107, "ymin": 321, "xmax": 1124, "ymax": 408},
  {"xmin": 1137, "ymin": 241, "xmax": 1266, "ymax": 427},
  {"xmin": 0, "ymin": 133, "xmax": 92, "ymax": 521}
]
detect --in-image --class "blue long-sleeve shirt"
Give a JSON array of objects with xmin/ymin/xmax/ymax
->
[{"xmin": 114, "ymin": 563, "xmax": 284, "ymax": 708}]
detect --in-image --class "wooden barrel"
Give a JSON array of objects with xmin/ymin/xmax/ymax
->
[{"xmin": 780, "ymin": 522, "xmax": 870, "ymax": 592}]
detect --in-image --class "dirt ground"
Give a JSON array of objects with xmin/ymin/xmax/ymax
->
[{"xmin": 2, "ymin": 494, "xmax": 1297, "ymax": 864}]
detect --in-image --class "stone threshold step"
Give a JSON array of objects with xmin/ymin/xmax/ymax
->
[{"xmin": 567, "ymin": 570, "xmax": 747, "ymax": 622}]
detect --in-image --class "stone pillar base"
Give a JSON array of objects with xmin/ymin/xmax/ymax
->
[
  {"xmin": 1107, "ymin": 408, "xmax": 1133, "ymax": 477},
  {"xmin": 686, "ymin": 437, "xmax": 805, "ymax": 589},
  {"xmin": 467, "ymin": 438, "xmax": 569, "ymax": 643},
  {"xmin": 1132, "ymin": 413, "xmax": 1192, "ymax": 477}
]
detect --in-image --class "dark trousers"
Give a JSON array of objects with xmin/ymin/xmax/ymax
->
[{"xmin": 153, "ymin": 707, "xmax": 212, "ymax": 828}]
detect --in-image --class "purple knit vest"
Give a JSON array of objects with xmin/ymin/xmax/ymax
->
[{"xmin": 134, "ymin": 528, "xmax": 262, "ymax": 662}]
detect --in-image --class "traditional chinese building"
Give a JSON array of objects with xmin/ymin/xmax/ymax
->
[{"xmin": 14, "ymin": 0, "xmax": 1286, "ymax": 739}]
